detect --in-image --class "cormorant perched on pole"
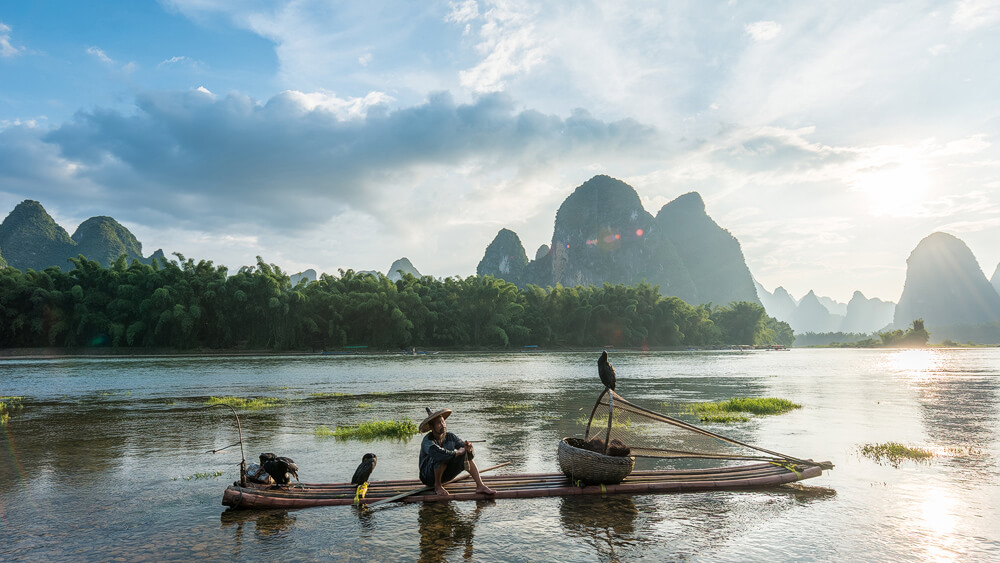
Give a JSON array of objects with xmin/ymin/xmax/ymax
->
[
  {"xmin": 598, "ymin": 350, "xmax": 616, "ymax": 390},
  {"xmin": 352, "ymin": 453, "xmax": 377, "ymax": 505},
  {"xmin": 259, "ymin": 453, "xmax": 299, "ymax": 486}
]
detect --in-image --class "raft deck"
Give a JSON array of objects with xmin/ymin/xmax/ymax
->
[{"xmin": 222, "ymin": 461, "xmax": 827, "ymax": 510}]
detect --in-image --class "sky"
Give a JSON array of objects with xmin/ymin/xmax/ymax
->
[{"xmin": 1, "ymin": 0, "xmax": 999, "ymax": 304}]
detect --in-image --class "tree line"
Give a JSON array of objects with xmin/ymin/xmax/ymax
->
[{"xmin": 0, "ymin": 255, "xmax": 793, "ymax": 350}]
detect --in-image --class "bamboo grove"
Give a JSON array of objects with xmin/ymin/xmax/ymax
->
[{"xmin": 0, "ymin": 255, "xmax": 794, "ymax": 350}]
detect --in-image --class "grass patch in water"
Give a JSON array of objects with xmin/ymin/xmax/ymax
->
[
  {"xmin": 0, "ymin": 397, "xmax": 24, "ymax": 425},
  {"xmin": 685, "ymin": 397, "xmax": 801, "ymax": 422},
  {"xmin": 310, "ymin": 392, "xmax": 352, "ymax": 398},
  {"xmin": 859, "ymin": 442, "xmax": 934, "ymax": 467},
  {"xmin": 357, "ymin": 402, "xmax": 373, "ymax": 408},
  {"xmin": 174, "ymin": 471, "xmax": 224, "ymax": 481},
  {"xmin": 206, "ymin": 396, "xmax": 282, "ymax": 409},
  {"xmin": 315, "ymin": 418, "xmax": 419, "ymax": 440}
]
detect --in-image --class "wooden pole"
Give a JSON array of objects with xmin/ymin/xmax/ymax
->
[
  {"xmin": 368, "ymin": 462, "xmax": 510, "ymax": 508},
  {"xmin": 604, "ymin": 388, "xmax": 614, "ymax": 455}
]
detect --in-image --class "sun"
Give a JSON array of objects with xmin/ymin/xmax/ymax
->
[{"xmin": 853, "ymin": 161, "xmax": 930, "ymax": 217}]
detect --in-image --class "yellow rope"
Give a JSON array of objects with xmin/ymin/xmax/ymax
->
[{"xmin": 769, "ymin": 461, "xmax": 802, "ymax": 478}]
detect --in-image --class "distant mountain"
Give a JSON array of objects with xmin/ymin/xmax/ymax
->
[
  {"xmin": 290, "ymin": 269, "xmax": 317, "ymax": 286},
  {"xmin": 894, "ymin": 232, "xmax": 1000, "ymax": 329},
  {"xmin": 816, "ymin": 295, "xmax": 847, "ymax": 316},
  {"xmin": 842, "ymin": 291, "xmax": 894, "ymax": 333},
  {"xmin": 992, "ymin": 263, "xmax": 1000, "ymax": 295},
  {"xmin": 0, "ymin": 200, "xmax": 164, "ymax": 271},
  {"xmin": 387, "ymin": 257, "xmax": 421, "ymax": 281},
  {"xmin": 479, "ymin": 175, "xmax": 757, "ymax": 306},
  {"xmin": 71, "ymin": 216, "xmax": 146, "ymax": 266},
  {"xmin": 756, "ymin": 283, "xmax": 893, "ymax": 334},
  {"xmin": 0, "ymin": 200, "xmax": 75, "ymax": 271},
  {"xmin": 755, "ymin": 283, "xmax": 798, "ymax": 321},
  {"xmin": 477, "ymin": 229, "xmax": 528, "ymax": 285},
  {"xmin": 655, "ymin": 192, "xmax": 758, "ymax": 305},
  {"xmin": 0, "ymin": 248, "xmax": 6, "ymax": 269},
  {"xmin": 788, "ymin": 290, "xmax": 842, "ymax": 333}
]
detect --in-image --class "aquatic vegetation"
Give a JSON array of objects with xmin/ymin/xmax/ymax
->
[
  {"xmin": 357, "ymin": 402, "xmax": 373, "ymax": 408},
  {"xmin": 206, "ymin": 396, "xmax": 282, "ymax": 409},
  {"xmin": 859, "ymin": 442, "xmax": 933, "ymax": 467},
  {"xmin": 0, "ymin": 396, "xmax": 24, "ymax": 425},
  {"xmin": 174, "ymin": 471, "xmax": 224, "ymax": 481},
  {"xmin": 696, "ymin": 412, "xmax": 750, "ymax": 423},
  {"xmin": 685, "ymin": 397, "xmax": 802, "ymax": 422},
  {"xmin": 315, "ymin": 418, "xmax": 419, "ymax": 440},
  {"xmin": 310, "ymin": 392, "xmax": 352, "ymax": 398}
]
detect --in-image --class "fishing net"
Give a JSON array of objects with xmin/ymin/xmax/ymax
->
[{"xmin": 583, "ymin": 389, "xmax": 816, "ymax": 465}]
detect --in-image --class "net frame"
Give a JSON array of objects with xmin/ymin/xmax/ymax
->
[{"xmin": 584, "ymin": 388, "xmax": 818, "ymax": 465}]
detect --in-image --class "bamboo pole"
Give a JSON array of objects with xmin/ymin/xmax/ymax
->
[{"xmin": 368, "ymin": 462, "xmax": 510, "ymax": 508}]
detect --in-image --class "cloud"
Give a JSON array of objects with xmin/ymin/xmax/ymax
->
[
  {"xmin": 86, "ymin": 46, "xmax": 114, "ymax": 64},
  {"xmin": 952, "ymin": 0, "xmax": 1000, "ymax": 29},
  {"xmin": 25, "ymin": 89, "xmax": 654, "ymax": 235},
  {"xmin": 0, "ymin": 22, "xmax": 22, "ymax": 57},
  {"xmin": 744, "ymin": 21, "xmax": 781, "ymax": 41},
  {"xmin": 453, "ymin": 1, "xmax": 546, "ymax": 93},
  {"xmin": 446, "ymin": 0, "xmax": 480, "ymax": 24}
]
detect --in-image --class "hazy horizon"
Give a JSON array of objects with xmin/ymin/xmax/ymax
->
[{"xmin": 2, "ymin": 1, "xmax": 998, "ymax": 304}]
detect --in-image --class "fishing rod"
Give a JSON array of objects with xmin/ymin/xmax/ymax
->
[{"xmin": 204, "ymin": 403, "xmax": 248, "ymax": 487}]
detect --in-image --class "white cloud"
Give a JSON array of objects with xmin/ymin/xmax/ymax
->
[
  {"xmin": 744, "ymin": 21, "xmax": 781, "ymax": 41},
  {"xmin": 446, "ymin": 0, "xmax": 480, "ymax": 24},
  {"xmin": 0, "ymin": 22, "xmax": 22, "ymax": 57},
  {"xmin": 952, "ymin": 0, "xmax": 1000, "ymax": 29},
  {"xmin": 86, "ymin": 46, "xmax": 114, "ymax": 64},
  {"xmin": 452, "ymin": 1, "xmax": 546, "ymax": 93},
  {"xmin": 358, "ymin": 52, "xmax": 373, "ymax": 66}
]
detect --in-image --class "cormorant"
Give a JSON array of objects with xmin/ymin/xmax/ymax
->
[
  {"xmin": 352, "ymin": 453, "xmax": 377, "ymax": 504},
  {"xmin": 259, "ymin": 453, "xmax": 299, "ymax": 486},
  {"xmin": 598, "ymin": 350, "xmax": 616, "ymax": 390}
]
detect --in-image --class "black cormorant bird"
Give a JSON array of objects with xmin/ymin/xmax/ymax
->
[
  {"xmin": 598, "ymin": 350, "xmax": 616, "ymax": 390},
  {"xmin": 351, "ymin": 453, "xmax": 377, "ymax": 504},
  {"xmin": 352, "ymin": 453, "xmax": 377, "ymax": 486},
  {"xmin": 259, "ymin": 452, "xmax": 299, "ymax": 486}
]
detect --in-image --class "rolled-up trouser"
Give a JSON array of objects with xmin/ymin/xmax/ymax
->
[{"xmin": 419, "ymin": 451, "xmax": 472, "ymax": 486}]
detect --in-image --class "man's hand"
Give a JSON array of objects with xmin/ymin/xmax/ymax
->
[
  {"xmin": 455, "ymin": 446, "xmax": 466, "ymax": 455},
  {"xmin": 465, "ymin": 441, "xmax": 474, "ymax": 453}
]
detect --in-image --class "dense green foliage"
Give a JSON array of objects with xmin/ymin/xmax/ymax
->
[{"xmin": 0, "ymin": 254, "xmax": 792, "ymax": 350}]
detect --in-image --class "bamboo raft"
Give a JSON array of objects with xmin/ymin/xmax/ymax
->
[{"xmin": 221, "ymin": 461, "xmax": 826, "ymax": 510}]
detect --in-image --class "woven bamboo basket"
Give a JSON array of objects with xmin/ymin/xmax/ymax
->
[{"xmin": 558, "ymin": 437, "xmax": 635, "ymax": 485}]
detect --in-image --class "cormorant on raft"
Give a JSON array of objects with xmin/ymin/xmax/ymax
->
[
  {"xmin": 598, "ymin": 350, "xmax": 616, "ymax": 390},
  {"xmin": 351, "ymin": 453, "xmax": 377, "ymax": 504},
  {"xmin": 259, "ymin": 453, "xmax": 299, "ymax": 486}
]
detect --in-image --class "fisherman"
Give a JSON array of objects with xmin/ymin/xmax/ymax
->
[{"xmin": 418, "ymin": 407, "xmax": 496, "ymax": 497}]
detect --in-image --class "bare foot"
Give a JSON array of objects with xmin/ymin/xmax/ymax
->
[
  {"xmin": 434, "ymin": 486, "xmax": 452, "ymax": 497},
  {"xmin": 476, "ymin": 485, "xmax": 496, "ymax": 495}
]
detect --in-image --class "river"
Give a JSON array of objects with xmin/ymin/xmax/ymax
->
[{"xmin": 1, "ymin": 349, "xmax": 998, "ymax": 561}]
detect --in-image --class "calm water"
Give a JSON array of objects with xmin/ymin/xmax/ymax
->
[{"xmin": 1, "ymin": 349, "xmax": 998, "ymax": 561}]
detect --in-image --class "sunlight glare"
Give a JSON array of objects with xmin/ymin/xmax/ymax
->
[
  {"xmin": 854, "ymin": 161, "xmax": 930, "ymax": 217},
  {"xmin": 883, "ymin": 349, "xmax": 941, "ymax": 378},
  {"xmin": 917, "ymin": 488, "xmax": 958, "ymax": 562}
]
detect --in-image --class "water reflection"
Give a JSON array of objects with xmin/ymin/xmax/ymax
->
[
  {"xmin": 897, "ymin": 351, "xmax": 1000, "ymax": 481},
  {"xmin": 221, "ymin": 509, "xmax": 298, "ymax": 557},
  {"xmin": 417, "ymin": 500, "xmax": 492, "ymax": 562},
  {"xmin": 559, "ymin": 496, "xmax": 640, "ymax": 561}
]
